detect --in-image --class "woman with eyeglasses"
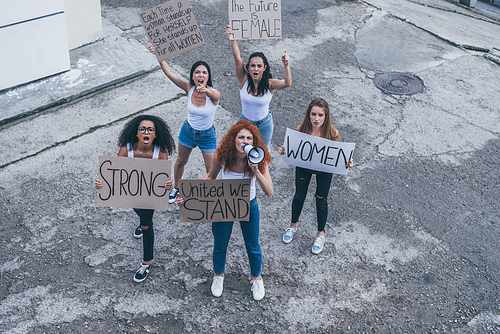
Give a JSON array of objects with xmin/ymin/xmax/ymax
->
[
  {"xmin": 225, "ymin": 25, "xmax": 292, "ymax": 148},
  {"xmin": 95, "ymin": 114, "xmax": 175, "ymax": 283},
  {"xmin": 149, "ymin": 44, "xmax": 221, "ymax": 205}
]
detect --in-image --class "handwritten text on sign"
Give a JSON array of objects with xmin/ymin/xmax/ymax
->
[
  {"xmin": 139, "ymin": 0, "xmax": 205, "ymax": 61},
  {"xmin": 179, "ymin": 179, "xmax": 251, "ymax": 222},
  {"xmin": 97, "ymin": 156, "xmax": 171, "ymax": 210},
  {"xmin": 228, "ymin": 0, "xmax": 281, "ymax": 40},
  {"xmin": 281, "ymin": 129, "xmax": 355, "ymax": 175}
]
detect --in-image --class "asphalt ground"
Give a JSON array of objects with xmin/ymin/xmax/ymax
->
[{"xmin": 0, "ymin": 0, "xmax": 499, "ymax": 333}]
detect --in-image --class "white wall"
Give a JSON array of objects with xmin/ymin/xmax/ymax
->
[
  {"xmin": 0, "ymin": 0, "xmax": 103, "ymax": 90},
  {"xmin": 0, "ymin": 0, "xmax": 70, "ymax": 91},
  {"xmin": 65, "ymin": 0, "xmax": 103, "ymax": 50}
]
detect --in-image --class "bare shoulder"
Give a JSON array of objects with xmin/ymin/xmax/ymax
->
[{"xmin": 117, "ymin": 145, "xmax": 128, "ymax": 157}]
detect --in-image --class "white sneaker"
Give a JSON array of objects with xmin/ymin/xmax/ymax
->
[
  {"xmin": 282, "ymin": 226, "xmax": 297, "ymax": 244},
  {"xmin": 251, "ymin": 278, "xmax": 265, "ymax": 301},
  {"xmin": 211, "ymin": 276, "xmax": 224, "ymax": 297},
  {"xmin": 312, "ymin": 235, "xmax": 325, "ymax": 254}
]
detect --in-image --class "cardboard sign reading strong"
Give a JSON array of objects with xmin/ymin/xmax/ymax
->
[{"xmin": 97, "ymin": 156, "xmax": 171, "ymax": 210}]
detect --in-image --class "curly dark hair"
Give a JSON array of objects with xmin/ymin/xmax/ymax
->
[
  {"xmin": 216, "ymin": 119, "xmax": 272, "ymax": 177},
  {"xmin": 118, "ymin": 115, "xmax": 175, "ymax": 155},
  {"xmin": 245, "ymin": 52, "xmax": 272, "ymax": 97},
  {"xmin": 189, "ymin": 61, "xmax": 213, "ymax": 87}
]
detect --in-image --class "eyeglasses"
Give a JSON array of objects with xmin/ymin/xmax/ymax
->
[{"xmin": 138, "ymin": 126, "xmax": 156, "ymax": 134}]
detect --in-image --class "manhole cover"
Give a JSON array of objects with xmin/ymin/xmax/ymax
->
[{"xmin": 373, "ymin": 72, "xmax": 424, "ymax": 95}]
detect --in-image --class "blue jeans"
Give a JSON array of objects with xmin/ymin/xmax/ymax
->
[
  {"xmin": 212, "ymin": 198, "xmax": 262, "ymax": 277},
  {"xmin": 240, "ymin": 112, "xmax": 273, "ymax": 148}
]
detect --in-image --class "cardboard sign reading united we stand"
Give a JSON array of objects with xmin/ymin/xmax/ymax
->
[
  {"xmin": 179, "ymin": 179, "xmax": 251, "ymax": 222},
  {"xmin": 139, "ymin": 0, "xmax": 205, "ymax": 61},
  {"xmin": 97, "ymin": 156, "xmax": 171, "ymax": 210},
  {"xmin": 281, "ymin": 128, "xmax": 355, "ymax": 175}
]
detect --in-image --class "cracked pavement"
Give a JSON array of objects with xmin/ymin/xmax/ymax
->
[{"xmin": 1, "ymin": 0, "xmax": 499, "ymax": 332}]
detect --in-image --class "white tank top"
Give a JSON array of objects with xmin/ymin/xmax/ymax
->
[
  {"xmin": 127, "ymin": 143, "xmax": 160, "ymax": 159},
  {"xmin": 220, "ymin": 165, "xmax": 256, "ymax": 201},
  {"xmin": 240, "ymin": 80, "xmax": 273, "ymax": 121},
  {"xmin": 187, "ymin": 86, "xmax": 218, "ymax": 131}
]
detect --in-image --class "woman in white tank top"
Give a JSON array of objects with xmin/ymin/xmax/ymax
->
[
  {"xmin": 177, "ymin": 120, "xmax": 273, "ymax": 300},
  {"xmin": 149, "ymin": 44, "xmax": 221, "ymax": 205},
  {"xmin": 225, "ymin": 25, "xmax": 292, "ymax": 148},
  {"xmin": 95, "ymin": 115, "xmax": 175, "ymax": 283}
]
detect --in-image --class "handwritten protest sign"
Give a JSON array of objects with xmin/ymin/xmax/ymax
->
[
  {"xmin": 139, "ymin": 0, "xmax": 205, "ymax": 61},
  {"xmin": 228, "ymin": 0, "xmax": 281, "ymax": 40},
  {"xmin": 281, "ymin": 128, "xmax": 355, "ymax": 175},
  {"xmin": 179, "ymin": 179, "xmax": 251, "ymax": 222},
  {"xmin": 97, "ymin": 156, "xmax": 171, "ymax": 210}
]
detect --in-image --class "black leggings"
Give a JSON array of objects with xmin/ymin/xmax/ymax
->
[
  {"xmin": 133, "ymin": 209, "xmax": 154, "ymax": 262},
  {"xmin": 291, "ymin": 167, "xmax": 333, "ymax": 232}
]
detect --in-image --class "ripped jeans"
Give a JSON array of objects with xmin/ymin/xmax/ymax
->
[{"xmin": 291, "ymin": 167, "xmax": 333, "ymax": 232}]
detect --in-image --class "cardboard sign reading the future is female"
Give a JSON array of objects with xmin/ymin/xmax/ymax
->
[
  {"xmin": 139, "ymin": 0, "xmax": 205, "ymax": 61},
  {"xmin": 179, "ymin": 179, "xmax": 251, "ymax": 222},
  {"xmin": 281, "ymin": 128, "xmax": 355, "ymax": 175},
  {"xmin": 228, "ymin": 0, "xmax": 282, "ymax": 40},
  {"xmin": 97, "ymin": 156, "xmax": 171, "ymax": 210}
]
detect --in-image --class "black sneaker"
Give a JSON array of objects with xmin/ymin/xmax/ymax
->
[
  {"xmin": 134, "ymin": 226, "xmax": 143, "ymax": 239},
  {"xmin": 133, "ymin": 263, "xmax": 150, "ymax": 283}
]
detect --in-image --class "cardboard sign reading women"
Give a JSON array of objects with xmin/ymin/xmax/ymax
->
[
  {"xmin": 229, "ymin": 0, "xmax": 281, "ymax": 39},
  {"xmin": 281, "ymin": 129, "xmax": 355, "ymax": 175},
  {"xmin": 97, "ymin": 156, "xmax": 172, "ymax": 210},
  {"xmin": 179, "ymin": 179, "xmax": 251, "ymax": 222},
  {"xmin": 139, "ymin": 0, "xmax": 205, "ymax": 61}
]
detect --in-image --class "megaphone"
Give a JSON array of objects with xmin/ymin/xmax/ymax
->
[{"xmin": 243, "ymin": 144, "xmax": 265, "ymax": 164}]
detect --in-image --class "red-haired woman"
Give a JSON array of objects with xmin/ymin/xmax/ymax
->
[
  {"xmin": 278, "ymin": 98, "xmax": 353, "ymax": 254},
  {"xmin": 177, "ymin": 120, "xmax": 273, "ymax": 300}
]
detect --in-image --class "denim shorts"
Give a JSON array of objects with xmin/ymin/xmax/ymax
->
[{"xmin": 178, "ymin": 120, "xmax": 217, "ymax": 153}]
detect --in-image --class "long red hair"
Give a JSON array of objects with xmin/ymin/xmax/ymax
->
[{"xmin": 216, "ymin": 120, "xmax": 272, "ymax": 176}]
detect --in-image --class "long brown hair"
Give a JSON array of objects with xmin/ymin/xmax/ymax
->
[
  {"xmin": 297, "ymin": 98, "xmax": 340, "ymax": 141},
  {"xmin": 216, "ymin": 120, "xmax": 272, "ymax": 176}
]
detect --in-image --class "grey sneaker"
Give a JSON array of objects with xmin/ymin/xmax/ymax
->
[
  {"xmin": 251, "ymin": 278, "xmax": 265, "ymax": 301},
  {"xmin": 211, "ymin": 275, "xmax": 224, "ymax": 297},
  {"xmin": 282, "ymin": 226, "xmax": 297, "ymax": 244},
  {"xmin": 312, "ymin": 236, "xmax": 325, "ymax": 254}
]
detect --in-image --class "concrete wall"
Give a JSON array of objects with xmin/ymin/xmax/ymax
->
[
  {"xmin": 0, "ymin": 0, "xmax": 103, "ymax": 91},
  {"xmin": 65, "ymin": 0, "xmax": 103, "ymax": 50}
]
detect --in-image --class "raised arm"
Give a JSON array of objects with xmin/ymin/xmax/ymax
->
[
  {"xmin": 269, "ymin": 50, "xmax": 292, "ymax": 91},
  {"xmin": 149, "ymin": 43, "xmax": 191, "ymax": 94},
  {"xmin": 226, "ymin": 25, "xmax": 247, "ymax": 88}
]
